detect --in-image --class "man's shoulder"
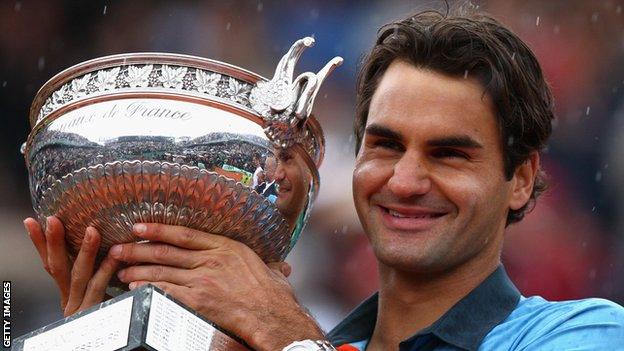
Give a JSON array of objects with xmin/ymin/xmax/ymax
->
[
  {"xmin": 513, "ymin": 296, "xmax": 624, "ymax": 323},
  {"xmin": 481, "ymin": 296, "xmax": 624, "ymax": 350}
]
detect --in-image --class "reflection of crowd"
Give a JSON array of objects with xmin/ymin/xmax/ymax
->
[{"xmin": 29, "ymin": 130, "xmax": 273, "ymax": 207}]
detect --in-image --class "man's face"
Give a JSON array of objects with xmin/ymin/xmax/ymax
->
[
  {"xmin": 353, "ymin": 60, "xmax": 518, "ymax": 274},
  {"xmin": 275, "ymin": 148, "xmax": 311, "ymax": 227}
]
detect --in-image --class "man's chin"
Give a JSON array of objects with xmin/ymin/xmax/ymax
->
[{"xmin": 370, "ymin": 235, "xmax": 451, "ymax": 270}]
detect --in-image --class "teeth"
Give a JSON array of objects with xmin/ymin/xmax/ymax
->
[
  {"xmin": 388, "ymin": 209, "xmax": 433, "ymax": 218},
  {"xmin": 389, "ymin": 209, "xmax": 409, "ymax": 218}
]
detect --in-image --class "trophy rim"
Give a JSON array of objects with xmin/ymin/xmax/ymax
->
[
  {"xmin": 28, "ymin": 52, "xmax": 267, "ymax": 128},
  {"xmin": 25, "ymin": 52, "xmax": 326, "ymax": 169}
]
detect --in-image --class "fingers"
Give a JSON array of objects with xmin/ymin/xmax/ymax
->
[
  {"xmin": 117, "ymin": 265, "xmax": 191, "ymax": 286},
  {"xmin": 44, "ymin": 217, "xmax": 72, "ymax": 309},
  {"xmin": 132, "ymin": 223, "xmax": 231, "ymax": 250},
  {"xmin": 129, "ymin": 280, "xmax": 195, "ymax": 308},
  {"xmin": 78, "ymin": 254, "xmax": 120, "ymax": 312},
  {"xmin": 24, "ymin": 218, "xmax": 47, "ymax": 270},
  {"xmin": 109, "ymin": 242, "xmax": 198, "ymax": 268},
  {"xmin": 64, "ymin": 226, "xmax": 101, "ymax": 316},
  {"xmin": 267, "ymin": 262, "xmax": 292, "ymax": 278}
]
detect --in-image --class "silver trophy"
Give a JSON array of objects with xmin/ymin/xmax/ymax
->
[{"xmin": 17, "ymin": 38, "xmax": 342, "ymax": 350}]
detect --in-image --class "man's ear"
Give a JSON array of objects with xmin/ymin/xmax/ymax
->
[{"xmin": 509, "ymin": 152, "xmax": 540, "ymax": 210}]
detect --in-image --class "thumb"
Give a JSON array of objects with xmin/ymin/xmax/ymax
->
[{"xmin": 267, "ymin": 261, "xmax": 292, "ymax": 278}]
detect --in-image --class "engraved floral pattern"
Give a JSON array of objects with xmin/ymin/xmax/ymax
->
[
  {"xmin": 193, "ymin": 70, "xmax": 221, "ymax": 94},
  {"xmin": 70, "ymin": 73, "xmax": 92, "ymax": 97},
  {"xmin": 95, "ymin": 67, "xmax": 120, "ymax": 91},
  {"xmin": 126, "ymin": 64, "xmax": 152, "ymax": 88},
  {"xmin": 51, "ymin": 85, "xmax": 67, "ymax": 105},
  {"xmin": 159, "ymin": 65, "xmax": 188, "ymax": 89},
  {"xmin": 227, "ymin": 77, "xmax": 251, "ymax": 104},
  {"xmin": 35, "ymin": 65, "xmax": 255, "ymax": 126}
]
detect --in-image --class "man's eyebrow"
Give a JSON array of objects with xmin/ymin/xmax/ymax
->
[
  {"xmin": 427, "ymin": 135, "xmax": 483, "ymax": 149},
  {"xmin": 364, "ymin": 123, "xmax": 403, "ymax": 141}
]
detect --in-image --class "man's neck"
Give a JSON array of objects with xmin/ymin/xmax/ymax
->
[{"xmin": 367, "ymin": 254, "xmax": 500, "ymax": 350}]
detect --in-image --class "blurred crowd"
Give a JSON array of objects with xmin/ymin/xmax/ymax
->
[{"xmin": 1, "ymin": 0, "xmax": 623, "ymax": 336}]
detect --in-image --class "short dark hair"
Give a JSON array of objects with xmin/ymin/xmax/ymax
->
[{"xmin": 354, "ymin": 8, "xmax": 554, "ymax": 225}]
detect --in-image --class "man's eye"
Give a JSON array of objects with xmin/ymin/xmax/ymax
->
[
  {"xmin": 432, "ymin": 148, "xmax": 469, "ymax": 159},
  {"xmin": 373, "ymin": 139, "xmax": 403, "ymax": 151},
  {"xmin": 279, "ymin": 152, "xmax": 293, "ymax": 162}
]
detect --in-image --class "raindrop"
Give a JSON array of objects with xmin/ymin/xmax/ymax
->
[
  {"xmin": 595, "ymin": 171, "xmax": 602, "ymax": 182},
  {"xmin": 323, "ymin": 93, "xmax": 328, "ymax": 99},
  {"xmin": 582, "ymin": 241, "xmax": 587, "ymax": 248},
  {"xmin": 585, "ymin": 106, "xmax": 591, "ymax": 115},
  {"xmin": 604, "ymin": 163, "xmax": 609, "ymax": 169},
  {"xmin": 589, "ymin": 269, "xmax": 596, "ymax": 279},
  {"xmin": 463, "ymin": 69, "xmax": 468, "ymax": 79},
  {"xmin": 226, "ymin": 22, "xmax": 231, "ymax": 31},
  {"xmin": 1, "ymin": 81, "xmax": 6, "ymax": 88},
  {"xmin": 591, "ymin": 12, "xmax": 599, "ymax": 23},
  {"xmin": 617, "ymin": 5, "xmax": 622, "ymax": 14},
  {"xmin": 553, "ymin": 25, "xmax": 560, "ymax": 34},
  {"xmin": 511, "ymin": 52, "xmax": 516, "ymax": 60},
  {"xmin": 310, "ymin": 8, "xmax": 319, "ymax": 20},
  {"xmin": 341, "ymin": 225, "xmax": 348, "ymax": 234},
  {"xmin": 591, "ymin": 206, "xmax": 596, "ymax": 212},
  {"xmin": 257, "ymin": 2, "xmax": 263, "ymax": 12},
  {"xmin": 103, "ymin": 5, "xmax": 107, "ymax": 15},
  {"xmin": 535, "ymin": 16, "xmax": 540, "ymax": 26},
  {"xmin": 507, "ymin": 135, "xmax": 514, "ymax": 146},
  {"xmin": 38, "ymin": 56, "xmax": 45, "ymax": 71},
  {"xmin": 14, "ymin": 1, "xmax": 21, "ymax": 12}
]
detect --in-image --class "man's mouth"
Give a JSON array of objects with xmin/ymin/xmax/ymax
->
[
  {"xmin": 382, "ymin": 206, "xmax": 446, "ymax": 218},
  {"xmin": 378, "ymin": 205, "xmax": 447, "ymax": 230}
]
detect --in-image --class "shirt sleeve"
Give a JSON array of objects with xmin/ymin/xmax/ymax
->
[{"xmin": 519, "ymin": 298, "xmax": 624, "ymax": 351}]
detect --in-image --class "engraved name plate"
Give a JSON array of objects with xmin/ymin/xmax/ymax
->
[
  {"xmin": 23, "ymin": 297, "xmax": 133, "ymax": 351},
  {"xmin": 145, "ymin": 291, "xmax": 215, "ymax": 351},
  {"xmin": 12, "ymin": 285, "xmax": 249, "ymax": 351}
]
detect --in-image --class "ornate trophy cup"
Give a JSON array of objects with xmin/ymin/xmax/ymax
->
[{"xmin": 15, "ymin": 38, "xmax": 342, "ymax": 350}]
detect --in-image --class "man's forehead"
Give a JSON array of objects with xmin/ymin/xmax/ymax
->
[
  {"xmin": 377, "ymin": 64, "xmax": 490, "ymax": 102},
  {"xmin": 366, "ymin": 62, "xmax": 499, "ymax": 143}
]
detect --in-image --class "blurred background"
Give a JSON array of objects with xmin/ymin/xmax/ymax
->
[{"xmin": 1, "ymin": 0, "xmax": 624, "ymax": 337}]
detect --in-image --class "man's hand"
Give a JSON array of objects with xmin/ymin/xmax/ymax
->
[
  {"xmin": 24, "ymin": 216, "xmax": 120, "ymax": 317},
  {"xmin": 110, "ymin": 223, "xmax": 326, "ymax": 351}
]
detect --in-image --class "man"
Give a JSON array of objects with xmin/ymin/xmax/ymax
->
[{"xmin": 24, "ymin": 8, "xmax": 624, "ymax": 351}]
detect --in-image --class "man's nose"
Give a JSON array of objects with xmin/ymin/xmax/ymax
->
[
  {"xmin": 387, "ymin": 153, "xmax": 432, "ymax": 198},
  {"xmin": 274, "ymin": 164, "xmax": 286, "ymax": 181}
]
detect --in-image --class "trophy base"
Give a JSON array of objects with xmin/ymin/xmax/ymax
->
[{"xmin": 12, "ymin": 285, "xmax": 251, "ymax": 351}]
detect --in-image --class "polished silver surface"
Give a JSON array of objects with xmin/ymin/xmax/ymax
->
[{"xmin": 24, "ymin": 38, "xmax": 342, "ymax": 267}]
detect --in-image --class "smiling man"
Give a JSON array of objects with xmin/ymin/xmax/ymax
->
[
  {"xmin": 324, "ymin": 9, "xmax": 624, "ymax": 351},
  {"xmin": 24, "ymin": 8, "xmax": 624, "ymax": 351}
]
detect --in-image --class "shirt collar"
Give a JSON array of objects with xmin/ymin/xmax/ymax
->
[{"xmin": 328, "ymin": 265, "xmax": 521, "ymax": 350}]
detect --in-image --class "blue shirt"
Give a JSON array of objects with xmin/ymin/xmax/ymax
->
[{"xmin": 327, "ymin": 266, "xmax": 624, "ymax": 350}]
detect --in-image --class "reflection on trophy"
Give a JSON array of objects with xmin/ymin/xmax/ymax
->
[{"xmin": 15, "ymin": 38, "xmax": 342, "ymax": 350}]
